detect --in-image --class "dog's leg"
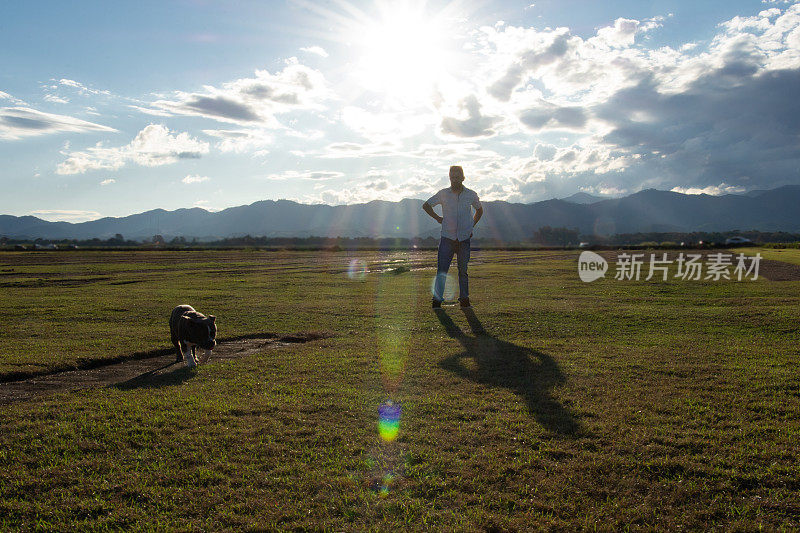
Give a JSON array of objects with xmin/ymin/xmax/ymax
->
[
  {"xmin": 182, "ymin": 341, "xmax": 193, "ymax": 366},
  {"xmin": 185, "ymin": 342, "xmax": 197, "ymax": 368},
  {"xmin": 174, "ymin": 341, "xmax": 184, "ymax": 363}
]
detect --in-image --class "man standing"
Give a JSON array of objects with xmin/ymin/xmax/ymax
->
[{"xmin": 422, "ymin": 165, "xmax": 483, "ymax": 309}]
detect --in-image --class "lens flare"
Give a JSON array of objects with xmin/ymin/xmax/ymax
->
[
  {"xmin": 375, "ymin": 253, "xmax": 416, "ymax": 393},
  {"xmin": 347, "ymin": 258, "xmax": 368, "ymax": 280},
  {"xmin": 431, "ymin": 271, "xmax": 457, "ymax": 302},
  {"xmin": 371, "ymin": 251, "xmax": 417, "ymax": 494},
  {"xmin": 378, "ymin": 331, "xmax": 408, "ymax": 392},
  {"xmin": 378, "ymin": 400, "xmax": 401, "ymax": 442},
  {"xmin": 378, "ymin": 473, "xmax": 394, "ymax": 498}
]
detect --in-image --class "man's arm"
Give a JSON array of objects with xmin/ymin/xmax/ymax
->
[
  {"xmin": 473, "ymin": 206, "xmax": 483, "ymax": 227},
  {"xmin": 423, "ymin": 202, "xmax": 443, "ymax": 223}
]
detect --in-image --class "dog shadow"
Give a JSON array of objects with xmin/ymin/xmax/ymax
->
[
  {"xmin": 114, "ymin": 361, "xmax": 196, "ymax": 391},
  {"xmin": 436, "ymin": 308, "xmax": 581, "ymax": 436}
]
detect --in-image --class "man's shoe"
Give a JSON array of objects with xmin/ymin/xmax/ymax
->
[
  {"xmin": 432, "ymin": 299, "xmax": 442, "ymax": 309},
  {"xmin": 459, "ymin": 298, "xmax": 472, "ymax": 309}
]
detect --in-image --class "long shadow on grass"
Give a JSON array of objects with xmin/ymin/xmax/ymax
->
[
  {"xmin": 436, "ymin": 308, "xmax": 581, "ymax": 436},
  {"xmin": 114, "ymin": 362, "xmax": 195, "ymax": 391}
]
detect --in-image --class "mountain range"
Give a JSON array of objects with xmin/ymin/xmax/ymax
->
[{"xmin": 2, "ymin": 185, "xmax": 800, "ymax": 241}]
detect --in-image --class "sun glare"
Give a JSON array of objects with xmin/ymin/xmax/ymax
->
[{"xmin": 354, "ymin": 2, "xmax": 455, "ymax": 105}]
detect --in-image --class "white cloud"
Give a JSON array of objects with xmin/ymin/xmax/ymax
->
[
  {"xmin": 41, "ymin": 80, "xmax": 109, "ymax": 104},
  {"xmin": 580, "ymin": 184, "xmax": 628, "ymax": 197},
  {"xmin": 0, "ymin": 91, "xmax": 28, "ymax": 106},
  {"xmin": 533, "ymin": 143, "xmax": 557, "ymax": 160},
  {"xmin": 30, "ymin": 209, "xmax": 102, "ymax": 222},
  {"xmin": 43, "ymin": 94, "xmax": 70, "ymax": 104},
  {"xmin": 300, "ymin": 46, "xmax": 329, "ymax": 58},
  {"xmin": 202, "ymin": 128, "xmax": 272, "ymax": 153},
  {"xmin": 57, "ymin": 124, "xmax": 209, "ymax": 174},
  {"xmin": 263, "ymin": 170, "xmax": 344, "ymax": 181},
  {"xmin": 310, "ymin": 174, "xmax": 437, "ymax": 205},
  {"xmin": 440, "ymin": 95, "xmax": 500, "ymax": 138},
  {"xmin": 192, "ymin": 200, "xmax": 220, "ymax": 211},
  {"xmin": 182, "ymin": 174, "xmax": 210, "ymax": 184},
  {"xmin": 592, "ymin": 18, "xmax": 641, "ymax": 49},
  {"xmin": 128, "ymin": 105, "xmax": 173, "ymax": 117},
  {"xmin": 670, "ymin": 183, "xmax": 746, "ymax": 195},
  {"xmin": 519, "ymin": 100, "xmax": 588, "ymax": 131},
  {"xmin": 319, "ymin": 140, "xmax": 402, "ymax": 159},
  {"xmin": 0, "ymin": 106, "xmax": 116, "ymax": 140},
  {"xmin": 57, "ymin": 78, "xmax": 111, "ymax": 96},
  {"xmin": 100, "ymin": 178, "xmax": 115, "ymax": 186},
  {"xmin": 149, "ymin": 60, "xmax": 329, "ymax": 125}
]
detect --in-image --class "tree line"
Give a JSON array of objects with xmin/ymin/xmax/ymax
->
[{"xmin": 2, "ymin": 228, "xmax": 800, "ymax": 250}]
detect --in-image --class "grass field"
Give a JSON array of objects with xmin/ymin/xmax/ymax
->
[
  {"xmin": 739, "ymin": 246, "xmax": 800, "ymax": 266},
  {"xmin": 1, "ymin": 249, "xmax": 799, "ymax": 530}
]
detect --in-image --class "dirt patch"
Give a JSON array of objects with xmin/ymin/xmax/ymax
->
[
  {"xmin": 108, "ymin": 279, "xmax": 147, "ymax": 285},
  {"xmin": 486, "ymin": 251, "xmax": 580, "ymax": 263},
  {"xmin": 754, "ymin": 258, "xmax": 800, "ymax": 281},
  {"xmin": 0, "ymin": 276, "xmax": 112, "ymax": 288},
  {"xmin": 0, "ymin": 332, "xmax": 330, "ymax": 405}
]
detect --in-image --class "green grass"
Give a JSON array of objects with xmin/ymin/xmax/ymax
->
[
  {"xmin": 0, "ymin": 250, "xmax": 381, "ymax": 377},
  {"xmin": 1, "ymin": 250, "xmax": 799, "ymax": 530},
  {"xmin": 738, "ymin": 246, "xmax": 800, "ymax": 266}
]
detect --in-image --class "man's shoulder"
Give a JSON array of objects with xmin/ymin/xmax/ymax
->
[
  {"xmin": 464, "ymin": 186, "xmax": 479, "ymax": 198},
  {"xmin": 429, "ymin": 187, "xmax": 450, "ymax": 201},
  {"xmin": 429, "ymin": 187, "xmax": 450, "ymax": 197}
]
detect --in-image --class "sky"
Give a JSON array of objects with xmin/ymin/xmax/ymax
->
[{"xmin": 2, "ymin": 0, "xmax": 800, "ymax": 222}]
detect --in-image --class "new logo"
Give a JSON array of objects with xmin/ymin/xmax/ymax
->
[{"xmin": 578, "ymin": 251, "xmax": 608, "ymax": 282}]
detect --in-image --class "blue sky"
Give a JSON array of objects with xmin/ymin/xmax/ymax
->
[{"xmin": 2, "ymin": 0, "xmax": 799, "ymax": 221}]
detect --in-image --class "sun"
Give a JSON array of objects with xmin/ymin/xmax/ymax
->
[
  {"xmin": 298, "ymin": 0, "xmax": 470, "ymax": 107},
  {"xmin": 354, "ymin": 2, "xmax": 453, "ymax": 104}
]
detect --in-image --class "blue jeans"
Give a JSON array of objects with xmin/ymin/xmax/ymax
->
[{"xmin": 433, "ymin": 237, "xmax": 470, "ymax": 302}]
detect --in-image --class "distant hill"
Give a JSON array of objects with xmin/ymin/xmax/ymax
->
[
  {"xmin": 560, "ymin": 192, "xmax": 604, "ymax": 204},
  {"xmin": 3, "ymin": 185, "xmax": 800, "ymax": 241}
]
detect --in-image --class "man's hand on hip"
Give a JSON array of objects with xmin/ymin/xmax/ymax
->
[{"xmin": 423, "ymin": 201, "xmax": 443, "ymax": 224}]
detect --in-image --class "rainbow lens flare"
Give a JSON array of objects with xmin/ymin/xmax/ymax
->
[
  {"xmin": 347, "ymin": 258, "xmax": 368, "ymax": 280},
  {"xmin": 378, "ymin": 400, "xmax": 401, "ymax": 442},
  {"xmin": 431, "ymin": 271, "xmax": 457, "ymax": 302},
  {"xmin": 378, "ymin": 473, "xmax": 394, "ymax": 498}
]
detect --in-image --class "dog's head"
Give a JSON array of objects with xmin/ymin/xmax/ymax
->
[{"xmin": 183, "ymin": 314, "xmax": 217, "ymax": 350}]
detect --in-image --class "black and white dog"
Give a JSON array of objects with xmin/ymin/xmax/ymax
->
[{"xmin": 170, "ymin": 305, "xmax": 216, "ymax": 368}]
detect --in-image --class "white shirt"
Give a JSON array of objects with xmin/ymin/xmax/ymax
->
[{"xmin": 426, "ymin": 186, "xmax": 482, "ymax": 241}]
